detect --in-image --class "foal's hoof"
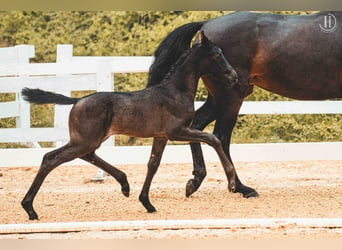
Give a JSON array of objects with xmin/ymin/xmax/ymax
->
[
  {"xmin": 185, "ymin": 178, "xmax": 201, "ymax": 197},
  {"xmin": 29, "ymin": 215, "xmax": 39, "ymax": 220},
  {"xmin": 139, "ymin": 196, "xmax": 157, "ymax": 213},
  {"xmin": 27, "ymin": 211, "xmax": 39, "ymax": 220},
  {"xmin": 121, "ymin": 184, "xmax": 130, "ymax": 197},
  {"xmin": 228, "ymin": 182, "xmax": 236, "ymax": 193},
  {"xmin": 22, "ymin": 202, "xmax": 39, "ymax": 220},
  {"xmin": 143, "ymin": 203, "xmax": 157, "ymax": 213},
  {"xmin": 147, "ymin": 207, "xmax": 157, "ymax": 213}
]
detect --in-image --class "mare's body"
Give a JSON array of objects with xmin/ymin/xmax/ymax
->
[{"xmin": 148, "ymin": 11, "xmax": 342, "ymax": 197}]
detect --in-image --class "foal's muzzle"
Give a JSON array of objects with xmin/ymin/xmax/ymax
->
[{"xmin": 225, "ymin": 69, "xmax": 238, "ymax": 86}]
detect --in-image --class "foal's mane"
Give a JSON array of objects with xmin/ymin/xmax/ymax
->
[
  {"xmin": 147, "ymin": 22, "xmax": 204, "ymax": 88},
  {"xmin": 161, "ymin": 47, "xmax": 194, "ymax": 82}
]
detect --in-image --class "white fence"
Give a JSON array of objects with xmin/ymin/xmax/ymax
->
[
  {"xmin": 0, "ymin": 44, "xmax": 153, "ymax": 147},
  {"xmin": 0, "ymin": 44, "xmax": 342, "ymax": 167}
]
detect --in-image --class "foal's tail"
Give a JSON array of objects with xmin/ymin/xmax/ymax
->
[
  {"xmin": 147, "ymin": 21, "xmax": 205, "ymax": 87},
  {"xmin": 21, "ymin": 88, "xmax": 80, "ymax": 105}
]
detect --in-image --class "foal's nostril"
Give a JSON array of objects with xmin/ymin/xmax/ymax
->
[
  {"xmin": 234, "ymin": 74, "xmax": 238, "ymax": 82},
  {"xmin": 231, "ymin": 70, "xmax": 238, "ymax": 83}
]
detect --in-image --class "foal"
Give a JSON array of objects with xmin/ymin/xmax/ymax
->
[{"xmin": 21, "ymin": 31, "xmax": 238, "ymax": 220}]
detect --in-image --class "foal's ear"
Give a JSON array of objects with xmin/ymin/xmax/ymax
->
[{"xmin": 199, "ymin": 31, "xmax": 209, "ymax": 45}]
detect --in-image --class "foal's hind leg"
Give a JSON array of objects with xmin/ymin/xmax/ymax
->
[
  {"xmin": 81, "ymin": 152, "xmax": 130, "ymax": 197},
  {"xmin": 21, "ymin": 143, "xmax": 91, "ymax": 220},
  {"xmin": 139, "ymin": 137, "xmax": 167, "ymax": 213}
]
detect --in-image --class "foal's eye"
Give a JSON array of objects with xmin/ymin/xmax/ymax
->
[{"xmin": 214, "ymin": 53, "xmax": 221, "ymax": 59}]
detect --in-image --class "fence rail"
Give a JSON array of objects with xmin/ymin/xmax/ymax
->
[
  {"xmin": 2, "ymin": 100, "xmax": 342, "ymax": 144},
  {"xmin": 1, "ymin": 44, "xmax": 341, "ymax": 167}
]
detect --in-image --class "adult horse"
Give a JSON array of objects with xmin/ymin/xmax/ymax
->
[
  {"xmin": 21, "ymin": 32, "xmax": 238, "ymax": 220},
  {"xmin": 147, "ymin": 11, "xmax": 342, "ymax": 198}
]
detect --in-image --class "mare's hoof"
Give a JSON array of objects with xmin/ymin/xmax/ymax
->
[
  {"xmin": 235, "ymin": 184, "xmax": 259, "ymax": 198},
  {"xmin": 243, "ymin": 190, "xmax": 259, "ymax": 198}
]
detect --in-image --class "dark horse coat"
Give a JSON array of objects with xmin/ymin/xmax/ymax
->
[
  {"xmin": 21, "ymin": 32, "xmax": 239, "ymax": 220},
  {"xmin": 148, "ymin": 11, "xmax": 342, "ymax": 198}
]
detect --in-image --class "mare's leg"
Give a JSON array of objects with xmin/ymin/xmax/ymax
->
[
  {"xmin": 190, "ymin": 74, "xmax": 258, "ymax": 198},
  {"xmin": 167, "ymin": 127, "xmax": 236, "ymax": 192},
  {"xmin": 80, "ymin": 152, "xmax": 130, "ymax": 197},
  {"xmin": 21, "ymin": 143, "xmax": 92, "ymax": 220},
  {"xmin": 187, "ymin": 96, "xmax": 217, "ymax": 197},
  {"xmin": 139, "ymin": 137, "xmax": 167, "ymax": 213},
  {"xmin": 214, "ymin": 113, "xmax": 259, "ymax": 198},
  {"xmin": 211, "ymin": 80, "xmax": 259, "ymax": 198}
]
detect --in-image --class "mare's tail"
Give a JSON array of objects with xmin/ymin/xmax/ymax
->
[
  {"xmin": 21, "ymin": 88, "xmax": 80, "ymax": 105},
  {"xmin": 147, "ymin": 21, "xmax": 205, "ymax": 87}
]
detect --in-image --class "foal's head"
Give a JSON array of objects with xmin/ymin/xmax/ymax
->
[{"xmin": 194, "ymin": 31, "xmax": 238, "ymax": 86}]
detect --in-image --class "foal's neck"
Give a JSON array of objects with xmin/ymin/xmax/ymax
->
[{"xmin": 166, "ymin": 51, "xmax": 202, "ymax": 101}]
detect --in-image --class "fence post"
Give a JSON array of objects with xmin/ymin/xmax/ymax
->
[
  {"xmin": 96, "ymin": 61, "xmax": 115, "ymax": 147},
  {"xmin": 15, "ymin": 45, "xmax": 40, "ymax": 147},
  {"xmin": 92, "ymin": 61, "xmax": 115, "ymax": 181},
  {"xmin": 55, "ymin": 44, "xmax": 73, "ymax": 147}
]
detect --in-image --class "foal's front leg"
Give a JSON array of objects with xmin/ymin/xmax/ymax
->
[
  {"xmin": 167, "ymin": 127, "xmax": 237, "ymax": 193},
  {"xmin": 187, "ymin": 97, "xmax": 217, "ymax": 197},
  {"xmin": 139, "ymin": 137, "xmax": 168, "ymax": 213}
]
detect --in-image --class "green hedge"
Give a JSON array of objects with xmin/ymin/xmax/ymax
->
[{"xmin": 0, "ymin": 11, "xmax": 341, "ymax": 147}]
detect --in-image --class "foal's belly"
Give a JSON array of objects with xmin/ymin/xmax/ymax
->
[
  {"xmin": 108, "ymin": 106, "xmax": 169, "ymax": 138},
  {"xmin": 109, "ymin": 124, "xmax": 167, "ymax": 138}
]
